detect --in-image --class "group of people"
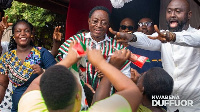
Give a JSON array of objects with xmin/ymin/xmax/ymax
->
[{"xmin": 0, "ymin": 0, "xmax": 200, "ymax": 111}]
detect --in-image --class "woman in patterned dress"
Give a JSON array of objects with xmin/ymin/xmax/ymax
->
[{"xmin": 0, "ymin": 18, "xmax": 56, "ymax": 112}]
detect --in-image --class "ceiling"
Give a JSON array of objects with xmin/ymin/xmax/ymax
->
[{"xmin": 15, "ymin": 0, "xmax": 70, "ymax": 14}]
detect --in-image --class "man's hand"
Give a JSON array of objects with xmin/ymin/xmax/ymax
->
[
  {"xmin": 109, "ymin": 49, "xmax": 131, "ymax": 69},
  {"xmin": 53, "ymin": 26, "xmax": 62, "ymax": 41},
  {"xmin": 147, "ymin": 25, "xmax": 176, "ymax": 43},
  {"xmin": 31, "ymin": 64, "xmax": 44, "ymax": 75},
  {"xmin": 109, "ymin": 27, "xmax": 136, "ymax": 43},
  {"xmin": 57, "ymin": 41, "xmax": 81, "ymax": 67},
  {"xmin": 95, "ymin": 67, "xmax": 104, "ymax": 78},
  {"xmin": 87, "ymin": 49, "xmax": 105, "ymax": 67}
]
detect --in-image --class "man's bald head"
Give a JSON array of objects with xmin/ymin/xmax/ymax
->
[
  {"xmin": 166, "ymin": 0, "xmax": 192, "ymax": 32},
  {"xmin": 168, "ymin": 0, "xmax": 190, "ymax": 12}
]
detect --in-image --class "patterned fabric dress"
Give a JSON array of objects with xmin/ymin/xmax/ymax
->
[{"xmin": 0, "ymin": 46, "xmax": 56, "ymax": 112}]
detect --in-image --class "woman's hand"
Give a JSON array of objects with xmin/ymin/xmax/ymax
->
[{"xmin": 31, "ymin": 64, "xmax": 44, "ymax": 75}]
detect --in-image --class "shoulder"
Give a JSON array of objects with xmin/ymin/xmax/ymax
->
[
  {"xmin": 18, "ymin": 90, "xmax": 48, "ymax": 112},
  {"xmin": 89, "ymin": 94, "xmax": 132, "ymax": 112},
  {"xmin": 137, "ymin": 105, "xmax": 152, "ymax": 112}
]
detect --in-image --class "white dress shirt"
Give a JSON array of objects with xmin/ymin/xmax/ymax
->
[{"xmin": 129, "ymin": 26, "xmax": 200, "ymax": 112}]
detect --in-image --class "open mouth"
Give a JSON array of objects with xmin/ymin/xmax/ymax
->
[
  {"xmin": 170, "ymin": 20, "xmax": 178, "ymax": 28},
  {"xmin": 19, "ymin": 37, "xmax": 28, "ymax": 42}
]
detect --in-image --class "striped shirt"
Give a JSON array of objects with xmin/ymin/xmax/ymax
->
[{"xmin": 56, "ymin": 32, "xmax": 131, "ymax": 90}]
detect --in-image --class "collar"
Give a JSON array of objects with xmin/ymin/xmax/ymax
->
[
  {"xmin": 85, "ymin": 32, "xmax": 111, "ymax": 43},
  {"xmin": 186, "ymin": 25, "xmax": 193, "ymax": 32}
]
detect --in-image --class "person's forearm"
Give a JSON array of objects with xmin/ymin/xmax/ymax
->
[
  {"xmin": 56, "ymin": 55, "xmax": 77, "ymax": 68},
  {"xmin": 129, "ymin": 32, "xmax": 161, "ymax": 51},
  {"xmin": 174, "ymin": 32, "xmax": 200, "ymax": 47},
  {"xmin": 92, "ymin": 76, "xmax": 111, "ymax": 104},
  {"xmin": 51, "ymin": 41, "xmax": 62, "ymax": 58},
  {"xmin": 0, "ymin": 74, "xmax": 9, "ymax": 103},
  {"xmin": 0, "ymin": 85, "xmax": 6, "ymax": 103},
  {"xmin": 97, "ymin": 60, "xmax": 135, "ymax": 92}
]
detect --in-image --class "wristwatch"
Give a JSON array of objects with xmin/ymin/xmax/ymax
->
[{"xmin": 129, "ymin": 34, "xmax": 137, "ymax": 42}]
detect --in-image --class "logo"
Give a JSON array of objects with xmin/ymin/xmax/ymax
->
[{"xmin": 152, "ymin": 95, "xmax": 193, "ymax": 106}]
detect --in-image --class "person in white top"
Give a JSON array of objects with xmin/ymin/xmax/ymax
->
[{"xmin": 109, "ymin": 0, "xmax": 200, "ymax": 111}]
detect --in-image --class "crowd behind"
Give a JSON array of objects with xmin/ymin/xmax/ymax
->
[{"xmin": 0, "ymin": 0, "xmax": 200, "ymax": 111}]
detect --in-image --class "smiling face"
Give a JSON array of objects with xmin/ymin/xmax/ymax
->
[
  {"xmin": 13, "ymin": 21, "xmax": 32, "ymax": 47},
  {"xmin": 88, "ymin": 10, "xmax": 109, "ymax": 42},
  {"xmin": 166, "ymin": 0, "xmax": 191, "ymax": 32}
]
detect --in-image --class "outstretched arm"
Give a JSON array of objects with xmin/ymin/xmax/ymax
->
[
  {"xmin": 92, "ymin": 49, "xmax": 135, "ymax": 103},
  {"xmin": 109, "ymin": 27, "xmax": 161, "ymax": 51},
  {"xmin": 87, "ymin": 49, "xmax": 142, "ymax": 111}
]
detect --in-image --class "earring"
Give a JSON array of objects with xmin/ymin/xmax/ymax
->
[
  {"xmin": 31, "ymin": 35, "xmax": 33, "ymax": 38},
  {"xmin": 13, "ymin": 36, "xmax": 15, "ymax": 39}
]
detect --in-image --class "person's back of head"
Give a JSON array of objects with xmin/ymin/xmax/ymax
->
[
  {"xmin": 40, "ymin": 65, "xmax": 79, "ymax": 111},
  {"xmin": 143, "ymin": 67, "xmax": 174, "ymax": 101}
]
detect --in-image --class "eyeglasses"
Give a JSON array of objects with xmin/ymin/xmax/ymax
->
[
  {"xmin": 90, "ymin": 20, "xmax": 108, "ymax": 26},
  {"xmin": 120, "ymin": 25, "xmax": 134, "ymax": 31},
  {"xmin": 138, "ymin": 22, "xmax": 152, "ymax": 27}
]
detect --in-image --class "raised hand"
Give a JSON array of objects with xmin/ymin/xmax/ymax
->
[
  {"xmin": 53, "ymin": 26, "xmax": 62, "ymax": 41},
  {"xmin": 109, "ymin": 27, "xmax": 136, "ymax": 43},
  {"xmin": 0, "ymin": 16, "xmax": 13, "ymax": 32},
  {"xmin": 147, "ymin": 25, "xmax": 176, "ymax": 43},
  {"xmin": 57, "ymin": 40, "xmax": 82, "ymax": 67},
  {"xmin": 109, "ymin": 49, "xmax": 131, "ymax": 69}
]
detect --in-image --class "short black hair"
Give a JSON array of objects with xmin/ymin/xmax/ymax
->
[
  {"xmin": 143, "ymin": 67, "xmax": 174, "ymax": 101},
  {"xmin": 88, "ymin": 6, "xmax": 111, "ymax": 22},
  {"xmin": 40, "ymin": 65, "xmax": 78, "ymax": 110},
  {"xmin": 12, "ymin": 19, "xmax": 33, "ymax": 34},
  {"xmin": 9, "ymin": 19, "xmax": 34, "ymax": 51}
]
